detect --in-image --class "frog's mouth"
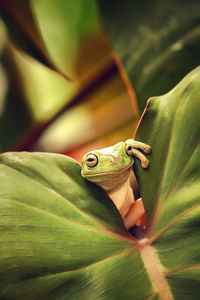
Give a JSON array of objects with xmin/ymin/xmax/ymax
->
[{"xmin": 82, "ymin": 162, "xmax": 133, "ymax": 177}]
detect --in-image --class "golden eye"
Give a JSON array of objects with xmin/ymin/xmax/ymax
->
[
  {"xmin": 125, "ymin": 144, "xmax": 132, "ymax": 156},
  {"xmin": 86, "ymin": 153, "xmax": 98, "ymax": 167}
]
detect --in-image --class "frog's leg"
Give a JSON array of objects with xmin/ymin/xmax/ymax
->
[
  {"xmin": 126, "ymin": 139, "xmax": 152, "ymax": 154},
  {"xmin": 125, "ymin": 139, "xmax": 151, "ymax": 168},
  {"xmin": 123, "ymin": 198, "xmax": 145, "ymax": 229}
]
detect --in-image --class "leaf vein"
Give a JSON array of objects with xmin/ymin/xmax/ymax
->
[
  {"xmin": 4, "ymin": 197, "xmax": 133, "ymax": 245},
  {"xmin": 152, "ymin": 204, "xmax": 200, "ymax": 243},
  {"xmin": 0, "ymin": 162, "xmax": 111, "ymax": 232},
  {"xmin": 165, "ymin": 264, "xmax": 200, "ymax": 276},
  {"xmin": 154, "ymin": 140, "xmax": 200, "ymax": 221}
]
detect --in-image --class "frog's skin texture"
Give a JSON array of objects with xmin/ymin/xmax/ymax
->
[{"xmin": 81, "ymin": 139, "xmax": 151, "ymax": 230}]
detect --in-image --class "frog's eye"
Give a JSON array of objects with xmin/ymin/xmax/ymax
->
[
  {"xmin": 125, "ymin": 144, "xmax": 132, "ymax": 156},
  {"xmin": 86, "ymin": 153, "xmax": 98, "ymax": 167}
]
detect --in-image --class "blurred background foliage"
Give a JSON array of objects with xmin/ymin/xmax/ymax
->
[{"xmin": 0, "ymin": 0, "xmax": 200, "ymax": 162}]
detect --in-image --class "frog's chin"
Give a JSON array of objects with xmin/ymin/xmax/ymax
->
[
  {"xmin": 87, "ymin": 167, "xmax": 132, "ymax": 191},
  {"xmin": 81, "ymin": 163, "xmax": 133, "ymax": 188}
]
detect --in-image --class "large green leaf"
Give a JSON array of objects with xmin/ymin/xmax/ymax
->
[
  {"xmin": 98, "ymin": 0, "xmax": 200, "ymax": 111},
  {"xmin": 0, "ymin": 67, "xmax": 200, "ymax": 298},
  {"xmin": 134, "ymin": 66, "xmax": 200, "ymax": 298},
  {"xmin": 0, "ymin": 152, "xmax": 153, "ymax": 299}
]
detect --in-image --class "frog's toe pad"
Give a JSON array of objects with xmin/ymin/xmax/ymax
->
[
  {"xmin": 144, "ymin": 145, "xmax": 152, "ymax": 154},
  {"xmin": 141, "ymin": 159, "xmax": 150, "ymax": 169}
]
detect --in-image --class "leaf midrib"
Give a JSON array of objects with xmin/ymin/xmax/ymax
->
[{"xmin": 140, "ymin": 242, "xmax": 174, "ymax": 300}]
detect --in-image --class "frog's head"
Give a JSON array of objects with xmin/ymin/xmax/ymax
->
[{"xmin": 81, "ymin": 141, "xmax": 134, "ymax": 184}]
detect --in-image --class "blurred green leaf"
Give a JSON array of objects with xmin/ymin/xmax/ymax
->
[
  {"xmin": 0, "ymin": 46, "xmax": 32, "ymax": 152},
  {"xmin": 0, "ymin": 0, "xmax": 71, "ymax": 80},
  {"xmin": 32, "ymin": 0, "xmax": 111, "ymax": 81},
  {"xmin": 0, "ymin": 0, "xmax": 112, "ymax": 82},
  {"xmin": 98, "ymin": 0, "xmax": 200, "ymax": 111},
  {"xmin": 0, "ymin": 67, "xmax": 200, "ymax": 298},
  {"xmin": 12, "ymin": 48, "xmax": 77, "ymax": 121}
]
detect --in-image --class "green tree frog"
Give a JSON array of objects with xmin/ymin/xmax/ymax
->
[{"xmin": 81, "ymin": 139, "xmax": 151, "ymax": 230}]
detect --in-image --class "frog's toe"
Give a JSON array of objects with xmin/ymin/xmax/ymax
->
[
  {"xmin": 143, "ymin": 145, "xmax": 152, "ymax": 154},
  {"xmin": 141, "ymin": 159, "xmax": 150, "ymax": 169}
]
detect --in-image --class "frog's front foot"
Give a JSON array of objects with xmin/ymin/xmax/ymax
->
[{"xmin": 125, "ymin": 139, "xmax": 152, "ymax": 168}]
